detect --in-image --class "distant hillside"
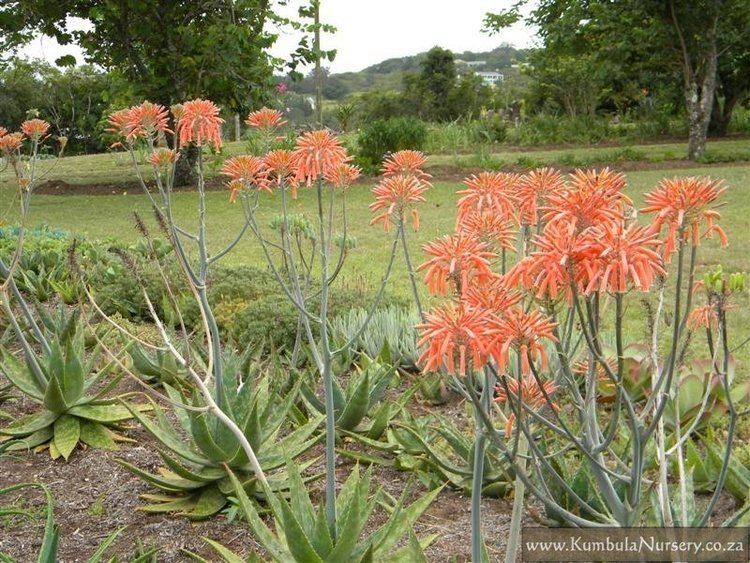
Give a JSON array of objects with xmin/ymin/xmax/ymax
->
[{"xmin": 284, "ymin": 44, "xmax": 528, "ymax": 100}]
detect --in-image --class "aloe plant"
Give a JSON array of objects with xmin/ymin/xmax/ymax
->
[
  {"xmin": 332, "ymin": 307, "xmax": 420, "ymax": 371},
  {"xmin": 0, "ymin": 308, "xmax": 146, "ymax": 460},
  {"xmin": 367, "ymin": 411, "xmax": 512, "ymax": 497},
  {"xmin": 128, "ymin": 342, "xmax": 190, "ymax": 390},
  {"xmin": 300, "ymin": 354, "xmax": 405, "ymax": 439},
  {"xmin": 118, "ymin": 352, "xmax": 323, "ymax": 519},
  {"xmin": 186, "ymin": 464, "xmax": 440, "ymax": 562}
]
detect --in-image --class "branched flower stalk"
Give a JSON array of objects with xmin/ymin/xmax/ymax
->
[
  {"xmin": 416, "ymin": 169, "xmax": 743, "ymax": 560},
  {"xmin": 0, "ymin": 121, "xmax": 65, "ymax": 385},
  {"xmin": 107, "ymin": 100, "xmax": 269, "ymax": 486}
]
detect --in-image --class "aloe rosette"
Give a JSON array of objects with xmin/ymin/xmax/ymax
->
[
  {"xmin": 118, "ymin": 359, "xmax": 323, "ymax": 519},
  {"xmin": 0, "ymin": 310, "xmax": 146, "ymax": 460}
]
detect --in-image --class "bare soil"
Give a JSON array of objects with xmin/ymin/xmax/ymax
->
[{"xmin": 0, "ymin": 384, "xmax": 518, "ymax": 562}]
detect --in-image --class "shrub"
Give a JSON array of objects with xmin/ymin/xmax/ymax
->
[{"xmin": 356, "ymin": 117, "xmax": 428, "ymax": 172}]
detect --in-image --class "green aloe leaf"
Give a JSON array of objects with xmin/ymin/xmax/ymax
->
[
  {"xmin": 53, "ymin": 414, "xmax": 80, "ymax": 461},
  {"xmin": 79, "ymin": 420, "xmax": 118, "ymax": 450},
  {"xmin": 1, "ymin": 351, "xmax": 44, "ymax": 400},
  {"xmin": 226, "ymin": 469, "xmax": 288, "ymax": 561},
  {"xmin": 68, "ymin": 403, "xmax": 138, "ymax": 423},
  {"xmin": 1, "ymin": 411, "xmax": 59, "ymax": 437},
  {"xmin": 201, "ymin": 539, "xmax": 247, "ymax": 563},
  {"xmin": 278, "ymin": 499, "xmax": 325, "ymax": 563},
  {"xmin": 116, "ymin": 460, "xmax": 205, "ymax": 492},
  {"xmin": 125, "ymin": 403, "xmax": 209, "ymax": 466},
  {"xmin": 336, "ymin": 369, "xmax": 371, "ymax": 431},
  {"xmin": 190, "ymin": 486, "xmax": 228, "ymax": 520}
]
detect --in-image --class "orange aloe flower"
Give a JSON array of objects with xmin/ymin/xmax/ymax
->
[
  {"xmin": 124, "ymin": 101, "xmax": 170, "ymax": 141},
  {"xmin": 489, "ymin": 307, "xmax": 557, "ymax": 376},
  {"xmin": 641, "ymin": 177, "xmax": 727, "ymax": 261},
  {"xmin": 496, "ymin": 374, "xmax": 558, "ymax": 437},
  {"xmin": 0, "ymin": 127, "xmax": 7, "ymax": 138},
  {"xmin": 148, "ymin": 148, "xmax": 177, "ymax": 168},
  {"xmin": 506, "ymin": 222, "xmax": 597, "ymax": 301},
  {"xmin": 543, "ymin": 168, "xmax": 631, "ymax": 232},
  {"xmin": 264, "ymin": 149, "xmax": 300, "ymax": 196},
  {"xmin": 417, "ymin": 233, "xmax": 496, "ymax": 296},
  {"xmin": 516, "ymin": 167, "xmax": 565, "ymax": 226},
  {"xmin": 245, "ymin": 108, "xmax": 287, "ymax": 130},
  {"xmin": 369, "ymin": 175, "xmax": 429, "ymax": 231},
  {"xmin": 456, "ymin": 172, "xmax": 519, "ymax": 224},
  {"xmin": 463, "ymin": 274, "xmax": 522, "ymax": 312},
  {"xmin": 106, "ymin": 109, "xmax": 132, "ymax": 141},
  {"xmin": 176, "ymin": 99, "xmax": 224, "ymax": 148},
  {"xmin": 293, "ymin": 130, "xmax": 349, "ymax": 186},
  {"xmin": 0, "ymin": 132, "xmax": 24, "ymax": 154},
  {"xmin": 417, "ymin": 304, "xmax": 493, "ymax": 376},
  {"xmin": 458, "ymin": 211, "xmax": 517, "ymax": 252},
  {"xmin": 586, "ymin": 222, "xmax": 665, "ymax": 294},
  {"xmin": 221, "ymin": 155, "xmax": 270, "ymax": 202},
  {"xmin": 21, "ymin": 119, "xmax": 50, "ymax": 141},
  {"xmin": 324, "ymin": 163, "xmax": 361, "ymax": 190},
  {"xmin": 381, "ymin": 150, "xmax": 432, "ymax": 182}
]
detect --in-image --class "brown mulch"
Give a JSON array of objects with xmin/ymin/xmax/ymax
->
[{"xmin": 0, "ymin": 378, "xmax": 517, "ymax": 562}]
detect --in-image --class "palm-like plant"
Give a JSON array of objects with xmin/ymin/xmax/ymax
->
[
  {"xmin": 118, "ymin": 351, "xmax": 323, "ymax": 519},
  {"xmin": 186, "ymin": 464, "xmax": 440, "ymax": 562},
  {"xmin": 0, "ymin": 308, "xmax": 146, "ymax": 459}
]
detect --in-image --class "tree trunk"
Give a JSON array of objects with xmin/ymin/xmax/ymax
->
[
  {"xmin": 685, "ymin": 48, "xmax": 717, "ymax": 161},
  {"xmin": 671, "ymin": 2, "xmax": 719, "ymax": 161},
  {"xmin": 174, "ymin": 144, "xmax": 199, "ymax": 187},
  {"xmin": 709, "ymin": 91, "xmax": 738, "ymax": 137}
]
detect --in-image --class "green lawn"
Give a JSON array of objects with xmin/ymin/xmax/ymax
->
[
  {"xmin": 3, "ymin": 137, "xmax": 749, "ymax": 187},
  {"xmin": 2, "ymin": 153, "xmax": 749, "ymax": 369}
]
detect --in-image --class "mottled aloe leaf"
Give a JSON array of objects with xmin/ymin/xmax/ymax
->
[{"xmin": 53, "ymin": 414, "xmax": 80, "ymax": 460}]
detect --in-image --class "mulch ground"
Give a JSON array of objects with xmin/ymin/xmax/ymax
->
[{"xmin": 0, "ymin": 378, "xmax": 519, "ymax": 562}]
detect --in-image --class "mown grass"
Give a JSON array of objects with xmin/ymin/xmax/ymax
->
[
  {"xmin": 2, "ymin": 137, "xmax": 749, "ymax": 187},
  {"xmin": 1, "ymin": 156, "xmax": 749, "ymax": 369}
]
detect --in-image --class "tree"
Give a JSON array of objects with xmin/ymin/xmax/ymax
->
[
  {"xmin": 485, "ymin": 0, "xmax": 749, "ymax": 159},
  {"xmin": 1, "ymin": 1, "xmax": 281, "ymax": 111},
  {"xmin": 417, "ymin": 46, "xmax": 458, "ymax": 121}
]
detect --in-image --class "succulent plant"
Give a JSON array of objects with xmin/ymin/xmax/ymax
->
[
  {"xmin": 332, "ymin": 306, "xmax": 420, "ymax": 371},
  {"xmin": 391, "ymin": 411, "xmax": 512, "ymax": 497},
  {"xmin": 129, "ymin": 342, "xmax": 190, "ymax": 390},
  {"xmin": 300, "ymin": 353, "xmax": 406, "ymax": 439},
  {"xmin": 118, "ymin": 351, "xmax": 323, "ymax": 519},
  {"xmin": 664, "ymin": 356, "xmax": 748, "ymax": 430},
  {"xmin": 185, "ymin": 464, "xmax": 440, "ymax": 562},
  {"xmin": 0, "ymin": 308, "xmax": 146, "ymax": 460}
]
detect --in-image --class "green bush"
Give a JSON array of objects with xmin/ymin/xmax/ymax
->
[{"xmin": 356, "ymin": 117, "xmax": 428, "ymax": 172}]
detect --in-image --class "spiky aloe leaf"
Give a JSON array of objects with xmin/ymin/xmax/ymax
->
[
  {"xmin": 115, "ymin": 459, "xmax": 206, "ymax": 492},
  {"xmin": 53, "ymin": 414, "xmax": 80, "ymax": 460},
  {"xmin": 358, "ymin": 484, "xmax": 443, "ymax": 559},
  {"xmin": 68, "ymin": 403, "xmax": 141, "ymax": 423},
  {"xmin": 79, "ymin": 420, "xmax": 118, "ymax": 450},
  {"xmin": 190, "ymin": 486, "xmax": 229, "ymax": 520},
  {"xmin": 336, "ymin": 369, "xmax": 371, "ymax": 431},
  {"xmin": 125, "ymin": 401, "xmax": 210, "ymax": 466},
  {"xmin": 1, "ymin": 410, "xmax": 59, "ymax": 437},
  {"xmin": 1, "ymin": 351, "xmax": 44, "ymax": 400},
  {"xmin": 226, "ymin": 469, "xmax": 289, "ymax": 561}
]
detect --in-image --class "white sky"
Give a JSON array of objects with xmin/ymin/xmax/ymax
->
[{"xmin": 22, "ymin": 1, "xmax": 536, "ymax": 74}]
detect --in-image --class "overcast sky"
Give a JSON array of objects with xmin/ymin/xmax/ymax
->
[{"xmin": 22, "ymin": 1, "xmax": 537, "ymax": 74}]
